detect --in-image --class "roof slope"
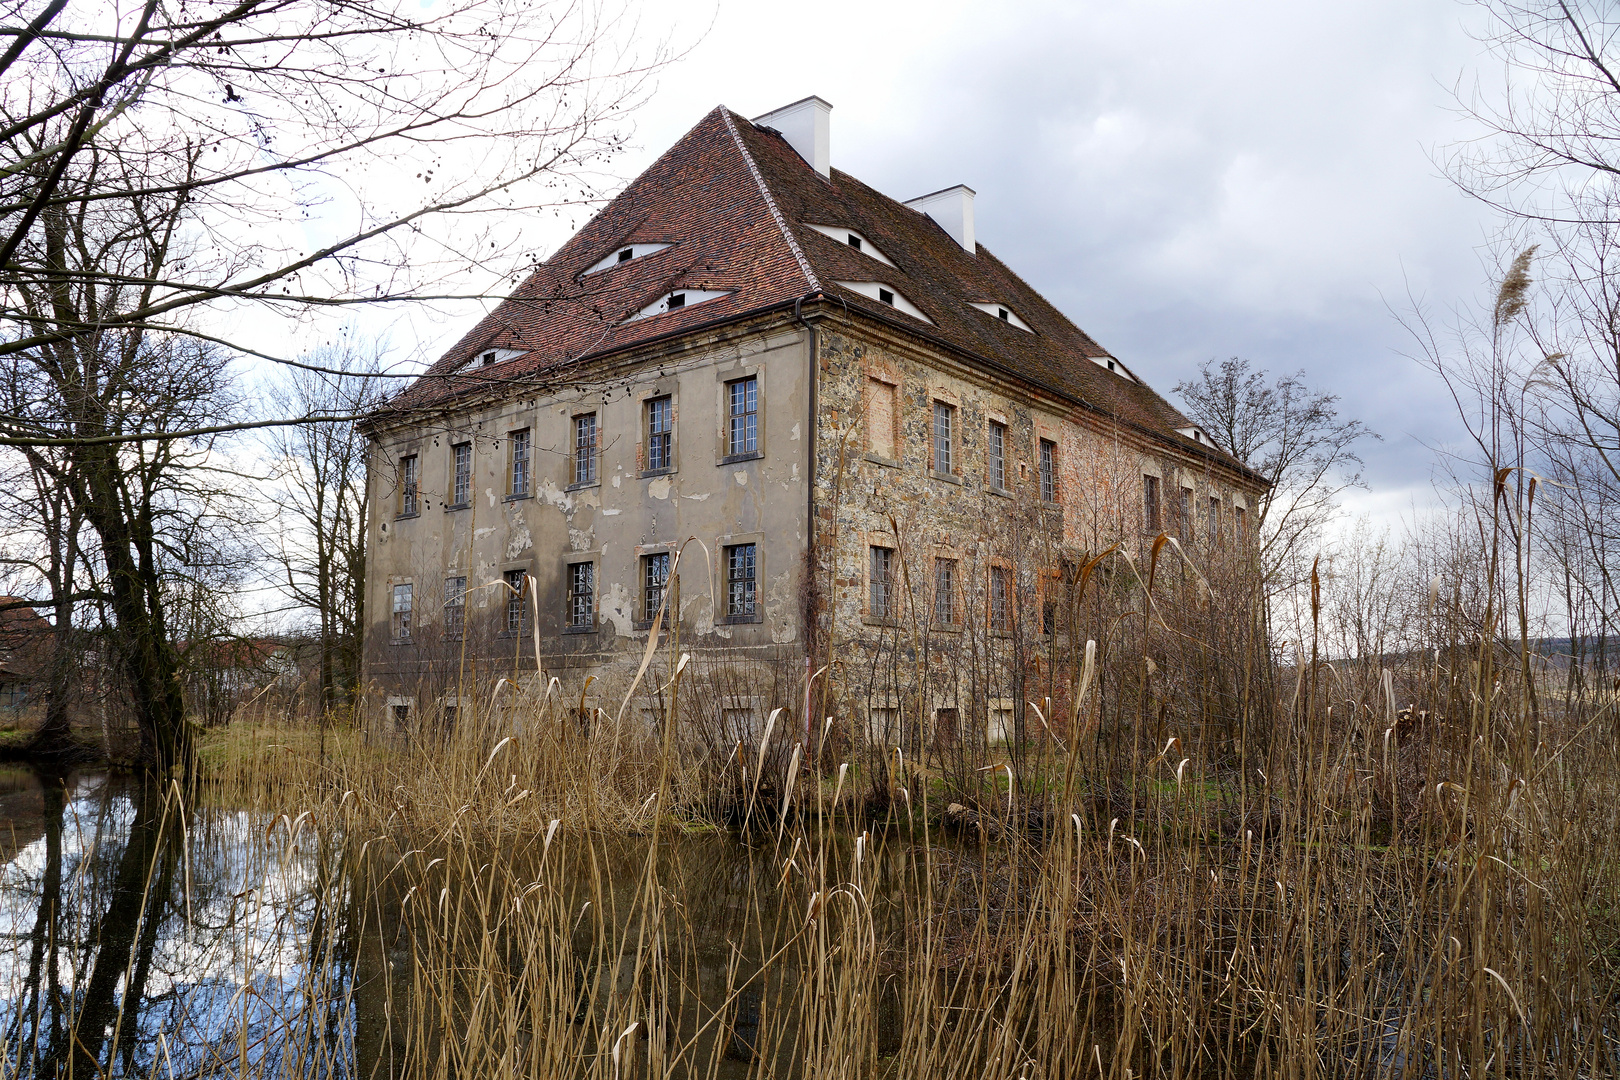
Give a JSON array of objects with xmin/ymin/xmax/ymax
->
[{"xmin": 386, "ymin": 105, "xmax": 1236, "ymax": 469}]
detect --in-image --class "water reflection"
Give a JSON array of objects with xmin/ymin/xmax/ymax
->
[
  {"xmin": 1, "ymin": 769, "xmax": 356, "ymax": 1078},
  {"xmin": 0, "ymin": 769, "xmax": 897, "ymax": 1078}
]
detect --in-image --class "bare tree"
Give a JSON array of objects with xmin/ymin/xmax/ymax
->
[
  {"xmin": 263, "ymin": 345, "xmax": 395, "ymax": 714},
  {"xmin": 1174, "ymin": 357, "xmax": 1377, "ymax": 590},
  {"xmin": 1444, "ymin": 1, "xmax": 1620, "ymax": 672},
  {"xmin": 1, "ymin": 0, "xmax": 666, "ymax": 402},
  {"xmin": 0, "ymin": 0, "xmax": 666, "ymax": 772}
]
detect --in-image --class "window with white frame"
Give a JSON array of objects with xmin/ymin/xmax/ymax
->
[
  {"xmin": 573, "ymin": 413, "xmax": 598, "ymax": 485},
  {"xmin": 932, "ymin": 402, "xmax": 954, "ymax": 474},
  {"xmin": 725, "ymin": 543, "xmax": 757, "ymax": 618},
  {"xmin": 451, "ymin": 443, "xmax": 472, "ymax": 507},
  {"xmin": 391, "ymin": 583, "xmax": 412, "ymax": 640},
  {"xmin": 645, "ymin": 396, "xmax": 673, "ymax": 472},
  {"xmin": 727, "ymin": 377, "xmax": 758, "ymax": 457},
  {"xmin": 568, "ymin": 563, "xmax": 594, "ymax": 628}
]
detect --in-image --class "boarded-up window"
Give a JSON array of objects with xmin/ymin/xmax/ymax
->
[{"xmin": 867, "ymin": 378, "xmax": 896, "ymax": 458}]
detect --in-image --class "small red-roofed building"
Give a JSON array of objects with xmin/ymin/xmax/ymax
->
[{"xmin": 360, "ymin": 98, "xmax": 1265, "ymax": 745}]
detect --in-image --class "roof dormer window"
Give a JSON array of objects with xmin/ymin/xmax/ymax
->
[
  {"xmin": 967, "ymin": 301, "xmax": 1033, "ymax": 332},
  {"xmin": 461, "ymin": 347, "xmax": 524, "ymax": 372},
  {"xmin": 834, "ymin": 281, "xmax": 933, "ymax": 323},
  {"xmin": 583, "ymin": 242, "xmax": 673, "ymax": 276},
  {"xmin": 624, "ymin": 287, "xmax": 732, "ymax": 322},
  {"xmin": 1091, "ymin": 355, "xmax": 1136, "ymax": 382},
  {"xmin": 804, "ymin": 223, "xmax": 896, "ymax": 267}
]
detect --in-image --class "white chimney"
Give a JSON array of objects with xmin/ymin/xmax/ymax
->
[
  {"xmin": 905, "ymin": 185, "xmax": 976, "ymax": 253},
  {"xmin": 751, "ymin": 96, "xmax": 832, "ymax": 178}
]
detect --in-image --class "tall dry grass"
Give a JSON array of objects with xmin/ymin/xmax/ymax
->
[{"xmin": 7, "ymin": 521, "xmax": 1620, "ymax": 1078}]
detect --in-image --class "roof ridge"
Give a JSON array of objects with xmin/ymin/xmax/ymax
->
[{"xmin": 719, "ymin": 109, "xmax": 821, "ymax": 294}]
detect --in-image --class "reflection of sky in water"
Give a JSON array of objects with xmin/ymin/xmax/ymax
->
[{"xmin": 0, "ymin": 775, "xmax": 355, "ymax": 1077}]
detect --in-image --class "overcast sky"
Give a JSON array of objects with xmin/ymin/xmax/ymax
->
[{"xmin": 402, "ymin": 0, "xmax": 1510, "ymax": 531}]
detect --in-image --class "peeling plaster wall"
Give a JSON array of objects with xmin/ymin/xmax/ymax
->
[{"xmin": 363, "ymin": 321, "xmax": 815, "ymax": 700}]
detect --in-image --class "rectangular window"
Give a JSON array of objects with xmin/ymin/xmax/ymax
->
[
  {"xmin": 1143, "ymin": 474, "xmax": 1161, "ymax": 532},
  {"xmin": 866, "ymin": 706, "xmax": 897, "ymax": 744},
  {"xmin": 509, "ymin": 429, "xmax": 531, "ymax": 498},
  {"xmin": 391, "ymin": 583, "xmax": 412, "ymax": 641},
  {"xmin": 989, "ymin": 566, "xmax": 1011, "ymax": 632},
  {"xmin": 727, "ymin": 376, "xmax": 758, "ymax": 457},
  {"xmin": 988, "ymin": 706, "xmax": 1013, "ymax": 745},
  {"xmin": 451, "ymin": 443, "xmax": 472, "ymax": 507},
  {"xmin": 568, "ymin": 562, "xmax": 594, "ymax": 628},
  {"xmin": 1039, "ymin": 438, "xmax": 1058, "ymax": 503},
  {"xmin": 398, "ymin": 454, "xmax": 419, "ymax": 516},
  {"xmin": 573, "ymin": 413, "xmax": 598, "ymax": 486},
  {"xmin": 643, "ymin": 552, "xmax": 670, "ymax": 621},
  {"xmin": 1235, "ymin": 505, "xmax": 1247, "ymax": 541},
  {"xmin": 725, "ymin": 543, "xmax": 757, "ymax": 618},
  {"xmin": 1042, "ymin": 600, "xmax": 1058, "ymax": 636},
  {"xmin": 869, "ymin": 546, "xmax": 895, "ymax": 618},
  {"xmin": 444, "ymin": 576, "xmax": 466, "ymax": 637},
  {"xmin": 645, "ymin": 396, "xmax": 673, "ymax": 472},
  {"xmin": 1179, "ymin": 487, "xmax": 1193, "ymax": 538},
  {"xmin": 934, "ymin": 557, "xmax": 957, "ymax": 624},
  {"xmin": 987, "ymin": 420, "xmax": 1006, "ymax": 489},
  {"xmin": 932, "ymin": 401, "xmax": 954, "ymax": 474},
  {"xmin": 1209, "ymin": 496, "xmax": 1222, "ymax": 545},
  {"xmin": 867, "ymin": 378, "xmax": 896, "ymax": 459},
  {"xmin": 505, "ymin": 569, "xmax": 528, "ymax": 633}
]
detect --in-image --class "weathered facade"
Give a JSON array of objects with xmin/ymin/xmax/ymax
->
[{"xmin": 361, "ymin": 97, "xmax": 1264, "ymax": 742}]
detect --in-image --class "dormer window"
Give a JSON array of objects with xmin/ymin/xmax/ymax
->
[
  {"xmin": 583, "ymin": 242, "xmax": 673, "ymax": 275},
  {"xmin": 1178, "ymin": 426, "xmax": 1211, "ymax": 446},
  {"xmin": 835, "ymin": 281, "xmax": 933, "ymax": 323},
  {"xmin": 805, "ymin": 223, "xmax": 896, "ymax": 267},
  {"xmin": 461, "ymin": 347, "xmax": 524, "ymax": 371},
  {"xmin": 1091, "ymin": 355, "xmax": 1136, "ymax": 382},
  {"xmin": 967, "ymin": 301, "xmax": 1033, "ymax": 332},
  {"xmin": 624, "ymin": 287, "xmax": 732, "ymax": 322}
]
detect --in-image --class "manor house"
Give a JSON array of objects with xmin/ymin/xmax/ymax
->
[{"xmin": 361, "ymin": 97, "xmax": 1264, "ymax": 743}]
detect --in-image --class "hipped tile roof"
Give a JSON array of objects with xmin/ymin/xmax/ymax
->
[{"xmin": 383, "ymin": 105, "xmax": 1244, "ymax": 472}]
